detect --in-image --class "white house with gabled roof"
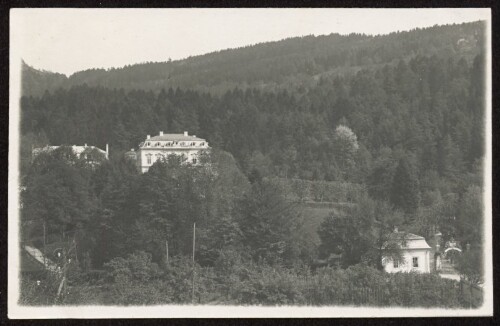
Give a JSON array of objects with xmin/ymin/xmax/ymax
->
[
  {"xmin": 136, "ymin": 131, "xmax": 209, "ymax": 173},
  {"xmin": 32, "ymin": 144, "xmax": 109, "ymax": 167},
  {"xmin": 382, "ymin": 231, "xmax": 432, "ymax": 274}
]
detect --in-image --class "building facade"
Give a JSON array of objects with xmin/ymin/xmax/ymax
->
[
  {"xmin": 32, "ymin": 144, "xmax": 109, "ymax": 166},
  {"xmin": 382, "ymin": 232, "xmax": 432, "ymax": 274},
  {"xmin": 136, "ymin": 131, "xmax": 209, "ymax": 173}
]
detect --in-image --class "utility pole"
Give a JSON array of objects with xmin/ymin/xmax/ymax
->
[
  {"xmin": 191, "ymin": 222, "xmax": 196, "ymax": 304},
  {"xmin": 165, "ymin": 240, "xmax": 169, "ymax": 265},
  {"xmin": 56, "ymin": 248, "xmax": 67, "ymax": 303},
  {"xmin": 43, "ymin": 220, "xmax": 46, "ymax": 268},
  {"xmin": 74, "ymin": 235, "xmax": 78, "ymax": 264}
]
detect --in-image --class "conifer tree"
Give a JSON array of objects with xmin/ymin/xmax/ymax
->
[{"xmin": 390, "ymin": 158, "xmax": 421, "ymax": 215}]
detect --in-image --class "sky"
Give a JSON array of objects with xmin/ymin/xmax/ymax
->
[{"xmin": 11, "ymin": 8, "xmax": 490, "ymax": 76}]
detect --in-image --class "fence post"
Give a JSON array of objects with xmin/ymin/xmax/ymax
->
[{"xmin": 191, "ymin": 222, "xmax": 196, "ymax": 305}]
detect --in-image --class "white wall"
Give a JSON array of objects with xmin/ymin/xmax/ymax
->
[
  {"xmin": 383, "ymin": 249, "xmax": 431, "ymax": 273},
  {"xmin": 138, "ymin": 148, "xmax": 204, "ymax": 173}
]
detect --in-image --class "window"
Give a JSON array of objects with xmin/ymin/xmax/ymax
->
[
  {"xmin": 192, "ymin": 158, "xmax": 197, "ymax": 164},
  {"xmin": 146, "ymin": 154, "xmax": 152, "ymax": 165},
  {"xmin": 412, "ymin": 257, "xmax": 419, "ymax": 268},
  {"xmin": 393, "ymin": 260, "xmax": 399, "ymax": 268}
]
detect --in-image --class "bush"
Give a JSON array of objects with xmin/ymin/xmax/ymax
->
[
  {"xmin": 217, "ymin": 263, "xmax": 464, "ymax": 307},
  {"xmin": 102, "ymin": 279, "xmax": 172, "ymax": 305},
  {"xmin": 19, "ymin": 273, "xmax": 60, "ymax": 306},
  {"xmin": 104, "ymin": 251, "xmax": 161, "ymax": 283},
  {"xmin": 26, "ymin": 255, "xmax": 467, "ymax": 307}
]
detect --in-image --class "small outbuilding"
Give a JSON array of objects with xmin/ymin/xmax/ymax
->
[{"xmin": 382, "ymin": 231, "xmax": 432, "ymax": 274}]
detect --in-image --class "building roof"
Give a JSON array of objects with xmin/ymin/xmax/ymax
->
[
  {"xmin": 385, "ymin": 232, "xmax": 432, "ymax": 250},
  {"xmin": 33, "ymin": 145, "xmax": 107, "ymax": 156},
  {"xmin": 148, "ymin": 134, "xmax": 206, "ymax": 142},
  {"xmin": 71, "ymin": 145, "xmax": 107, "ymax": 156},
  {"xmin": 388, "ymin": 232, "xmax": 425, "ymax": 241}
]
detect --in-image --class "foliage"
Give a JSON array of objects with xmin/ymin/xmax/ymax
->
[
  {"xmin": 456, "ymin": 249, "xmax": 483, "ymax": 286},
  {"xmin": 29, "ymin": 262, "xmax": 466, "ymax": 307},
  {"xmin": 269, "ymin": 177, "xmax": 365, "ymax": 203},
  {"xmin": 239, "ymin": 179, "xmax": 304, "ymax": 265},
  {"xmin": 333, "ymin": 125, "xmax": 359, "ymax": 177},
  {"xmin": 123, "ymin": 149, "xmax": 249, "ymax": 265},
  {"xmin": 21, "ymin": 49, "xmax": 485, "ymax": 189},
  {"xmin": 318, "ymin": 194, "xmax": 404, "ymax": 269},
  {"xmin": 19, "ymin": 273, "xmax": 61, "ymax": 305},
  {"xmin": 22, "ymin": 22, "xmax": 485, "ymax": 96},
  {"xmin": 457, "ymin": 185, "xmax": 483, "ymax": 245},
  {"xmin": 18, "ymin": 21, "xmax": 486, "ymax": 307},
  {"xmin": 21, "ymin": 147, "xmax": 98, "ymax": 255},
  {"xmin": 104, "ymin": 251, "xmax": 162, "ymax": 283},
  {"xmin": 390, "ymin": 157, "xmax": 421, "ymax": 215}
]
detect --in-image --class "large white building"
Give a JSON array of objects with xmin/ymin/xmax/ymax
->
[
  {"xmin": 382, "ymin": 231, "xmax": 432, "ymax": 274},
  {"xmin": 136, "ymin": 131, "xmax": 209, "ymax": 173}
]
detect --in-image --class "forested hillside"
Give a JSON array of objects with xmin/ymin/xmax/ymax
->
[
  {"xmin": 21, "ymin": 51, "xmax": 485, "ymax": 185},
  {"xmin": 21, "ymin": 62, "xmax": 67, "ymax": 98},
  {"xmin": 22, "ymin": 21, "xmax": 485, "ymax": 96},
  {"xmin": 21, "ymin": 49, "xmax": 485, "ymax": 243},
  {"xmin": 19, "ymin": 21, "xmax": 486, "ymax": 306}
]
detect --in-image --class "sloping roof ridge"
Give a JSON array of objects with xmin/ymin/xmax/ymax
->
[
  {"xmin": 402, "ymin": 232, "xmax": 423, "ymax": 238},
  {"xmin": 384, "ymin": 232, "xmax": 431, "ymax": 250},
  {"xmin": 393, "ymin": 231, "xmax": 423, "ymax": 238},
  {"xmin": 148, "ymin": 134, "xmax": 206, "ymax": 141},
  {"xmin": 391, "ymin": 231, "xmax": 425, "ymax": 240},
  {"xmin": 24, "ymin": 245, "xmax": 60, "ymax": 273}
]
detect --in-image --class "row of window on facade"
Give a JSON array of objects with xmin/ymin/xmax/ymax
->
[
  {"xmin": 144, "ymin": 141, "xmax": 206, "ymax": 147},
  {"xmin": 145, "ymin": 153, "xmax": 197, "ymax": 165},
  {"xmin": 393, "ymin": 257, "xmax": 419, "ymax": 269}
]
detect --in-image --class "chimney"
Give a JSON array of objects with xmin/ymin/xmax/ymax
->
[
  {"xmin": 131, "ymin": 148, "xmax": 134, "ymax": 152},
  {"xmin": 184, "ymin": 131, "xmax": 188, "ymax": 136},
  {"xmin": 147, "ymin": 135, "xmax": 151, "ymax": 139},
  {"xmin": 159, "ymin": 131, "xmax": 164, "ymax": 136},
  {"xmin": 106, "ymin": 144, "xmax": 109, "ymax": 159},
  {"xmin": 193, "ymin": 135, "xmax": 196, "ymax": 138},
  {"xmin": 394, "ymin": 227, "xmax": 398, "ymax": 233},
  {"xmin": 84, "ymin": 143, "xmax": 87, "ymax": 147}
]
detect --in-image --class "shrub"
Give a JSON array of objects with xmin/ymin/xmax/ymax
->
[{"xmin": 104, "ymin": 251, "xmax": 161, "ymax": 283}]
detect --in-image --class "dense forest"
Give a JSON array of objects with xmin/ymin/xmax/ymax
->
[
  {"xmin": 19, "ymin": 21, "xmax": 486, "ymax": 306},
  {"xmin": 22, "ymin": 21, "xmax": 484, "ymax": 97}
]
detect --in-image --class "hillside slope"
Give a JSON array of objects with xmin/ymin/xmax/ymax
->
[
  {"xmin": 22, "ymin": 21, "xmax": 485, "ymax": 97},
  {"xmin": 21, "ymin": 62, "xmax": 67, "ymax": 98}
]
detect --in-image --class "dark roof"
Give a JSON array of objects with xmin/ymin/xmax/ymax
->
[
  {"xmin": 384, "ymin": 232, "xmax": 431, "ymax": 250},
  {"xmin": 387, "ymin": 232, "xmax": 424, "ymax": 240},
  {"xmin": 148, "ymin": 134, "xmax": 206, "ymax": 142}
]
